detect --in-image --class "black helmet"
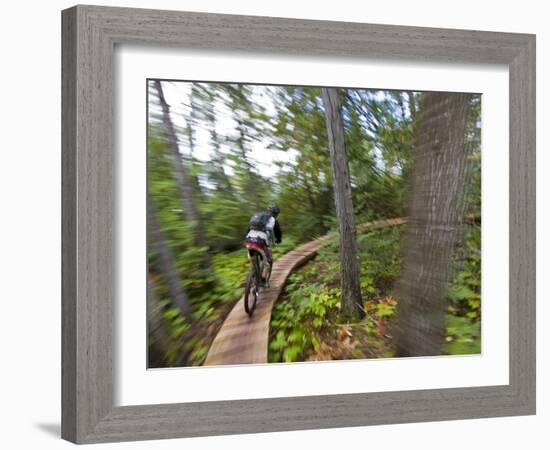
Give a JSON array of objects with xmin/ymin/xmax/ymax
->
[{"xmin": 268, "ymin": 204, "xmax": 280, "ymax": 217}]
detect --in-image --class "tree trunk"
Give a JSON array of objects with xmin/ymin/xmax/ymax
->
[
  {"xmin": 148, "ymin": 195, "xmax": 191, "ymax": 319},
  {"xmin": 394, "ymin": 92, "xmax": 471, "ymax": 357},
  {"xmin": 147, "ymin": 275, "xmax": 173, "ymax": 366},
  {"xmin": 321, "ymin": 87, "xmax": 364, "ymax": 320},
  {"xmin": 235, "ymin": 119, "xmax": 262, "ymax": 210},
  {"xmin": 184, "ymin": 85, "xmax": 207, "ymax": 199},
  {"xmin": 407, "ymin": 91, "xmax": 417, "ymax": 118},
  {"xmin": 153, "ymin": 80, "xmax": 211, "ymax": 268}
]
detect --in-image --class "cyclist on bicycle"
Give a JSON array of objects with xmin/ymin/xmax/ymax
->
[{"xmin": 245, "ymin": 205, "xmax": 282, "ymax": 287}]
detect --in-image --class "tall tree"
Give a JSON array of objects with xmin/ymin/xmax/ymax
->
[
  {"xmin": 182, "ymin": 83, "xmax": 208, "ymax": 198},
  {"xmin": 321, "ymin": 87, "xmax": 364, "ymax": 320},
  {"xmin": 394, "ymin": 92, "xmax": 471, "ymax": 357},
  {"xmin": 153, "ymin": 80, "xmax": 211, "ymax": 268},
  {"xmin": 147, "ymin": 195, "xmax": 191, "ymax": 319}
]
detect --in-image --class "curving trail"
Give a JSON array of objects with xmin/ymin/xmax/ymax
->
[{"xmin": 203, "ymin": 217, "xmax": 408, "ymax": 366}]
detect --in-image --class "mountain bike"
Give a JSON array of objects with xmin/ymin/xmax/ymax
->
[{"xmin": 243, "ymin": 237, "xmax": 273, "ymax": 317}]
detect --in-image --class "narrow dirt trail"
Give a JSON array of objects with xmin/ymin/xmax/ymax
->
[{"xmin": 203, "ymin": 217, "xmax": 407, "ymax": 366}]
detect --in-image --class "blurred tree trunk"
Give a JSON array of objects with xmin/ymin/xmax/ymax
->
[
  {"xmin": 236, "ymin": 124, "xmax": 261, "ymax": 209},
  {"xmin": 185, "ymin": 84, "xmax": 208, "ymax": 199},
  {"xmin": 202, "ymin": 87, "xmax": 234, "ymax": 193},
  {"xmin": 223, "ymin": 84, "xmax": 264, "ymax": 211},
  {"xmin": 321, "ymin": 87, "xmax": 364, "ymax": 320},
  {"xmin": 153, "ymin": 80, "xmax": 211, "ymax": 269},
  {"xmin": 148, "ymin": 195, "xmax": 191, "ymax": 319},
  {"xmin": 147, "ymin": 275, "xmax": 173, "ymax": 366},
  {"xmin": 407, "ymin": 91, "xmax": 417, "ymax": 118},
  {"xmin": 394, "ymin": 92, "xmax": 471, "ymax": 357}
]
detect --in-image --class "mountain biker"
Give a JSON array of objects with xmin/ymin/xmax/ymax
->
[{"xmin": 245, "ymin": 205, "xmax": 282, "ymax": 287}]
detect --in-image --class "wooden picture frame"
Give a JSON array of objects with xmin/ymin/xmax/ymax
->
[{"xmin": 62, "ymin": 4, "xmax": 536, "ymax": 444}]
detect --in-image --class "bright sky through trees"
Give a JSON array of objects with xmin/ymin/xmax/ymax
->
[
  {"xmin": 155, "ymin": 82, "xmax": 294, "ymax": 178},
  {"xmin": 150, "ymin": 81, "xmax": 404, "ymax": 180}
]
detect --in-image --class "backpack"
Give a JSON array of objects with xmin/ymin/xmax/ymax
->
[{"xmin": 249, "ymin": 212, "xmax": 270, "ymax": 231}]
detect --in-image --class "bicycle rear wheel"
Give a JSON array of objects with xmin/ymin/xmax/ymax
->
[{"xmin": 244, "ymin": 255, "xmax": 261, "ymax": 316}]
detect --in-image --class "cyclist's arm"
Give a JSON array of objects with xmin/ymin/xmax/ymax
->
[
  {"xmin": 265, "ymin": 217, "xmax": 276, "ymax": 246},
  {"xmin": 273, "ymin": 220, "xmax": 282, "ymax": 244}
]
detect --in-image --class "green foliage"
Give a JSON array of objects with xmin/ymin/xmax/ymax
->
[
  {"xmin": 162, "ymin": 307, "xmax": 190, "ymax": 340},
  {"xmin": 444, "ymin": 223, "xmax": 482, "ymax": 354},
  {"xmin": 269, "ymin": 222, "xmax": 482, "ymax": 362},
  {"xmin": 357, "ymin": 227, "xmax": 403, "ymax": 297},
  {"xmin": 269, "ymin": 227, "xmax": 403, "ymax": 362},
  {"xmin": 444, "ymin": 315, "xmax": 481, "ymax": 355},
  {"xmin": 211, "ymin": 251, "xmax": 249, "ymax": 304},
  {"xmin": 376, "ymin": 301, "xmax": 396, "ymax": 318},
  {"xmin": 269, "ymin": 274, "xmax": 341, "ymax": 363},
  {"xmin": 149, "ymin": 298, "xmax": 192, "ymax": 366},
  {"xmin": 447, "ymin": 224, "xmax": 481, "ymax": 321}
]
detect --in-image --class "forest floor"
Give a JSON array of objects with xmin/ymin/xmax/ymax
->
[
  {"xmin": 158, "ymin": 222, "xmax": 481, "ymax": 367},
  {"xmin": 268, "ymin": 224, "xmax": 482, "ymax": 363}
]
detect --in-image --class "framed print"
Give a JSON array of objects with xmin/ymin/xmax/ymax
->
[{"xmin": 61, "ymin": 5, "xmax": 536, "ymax": 444}]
